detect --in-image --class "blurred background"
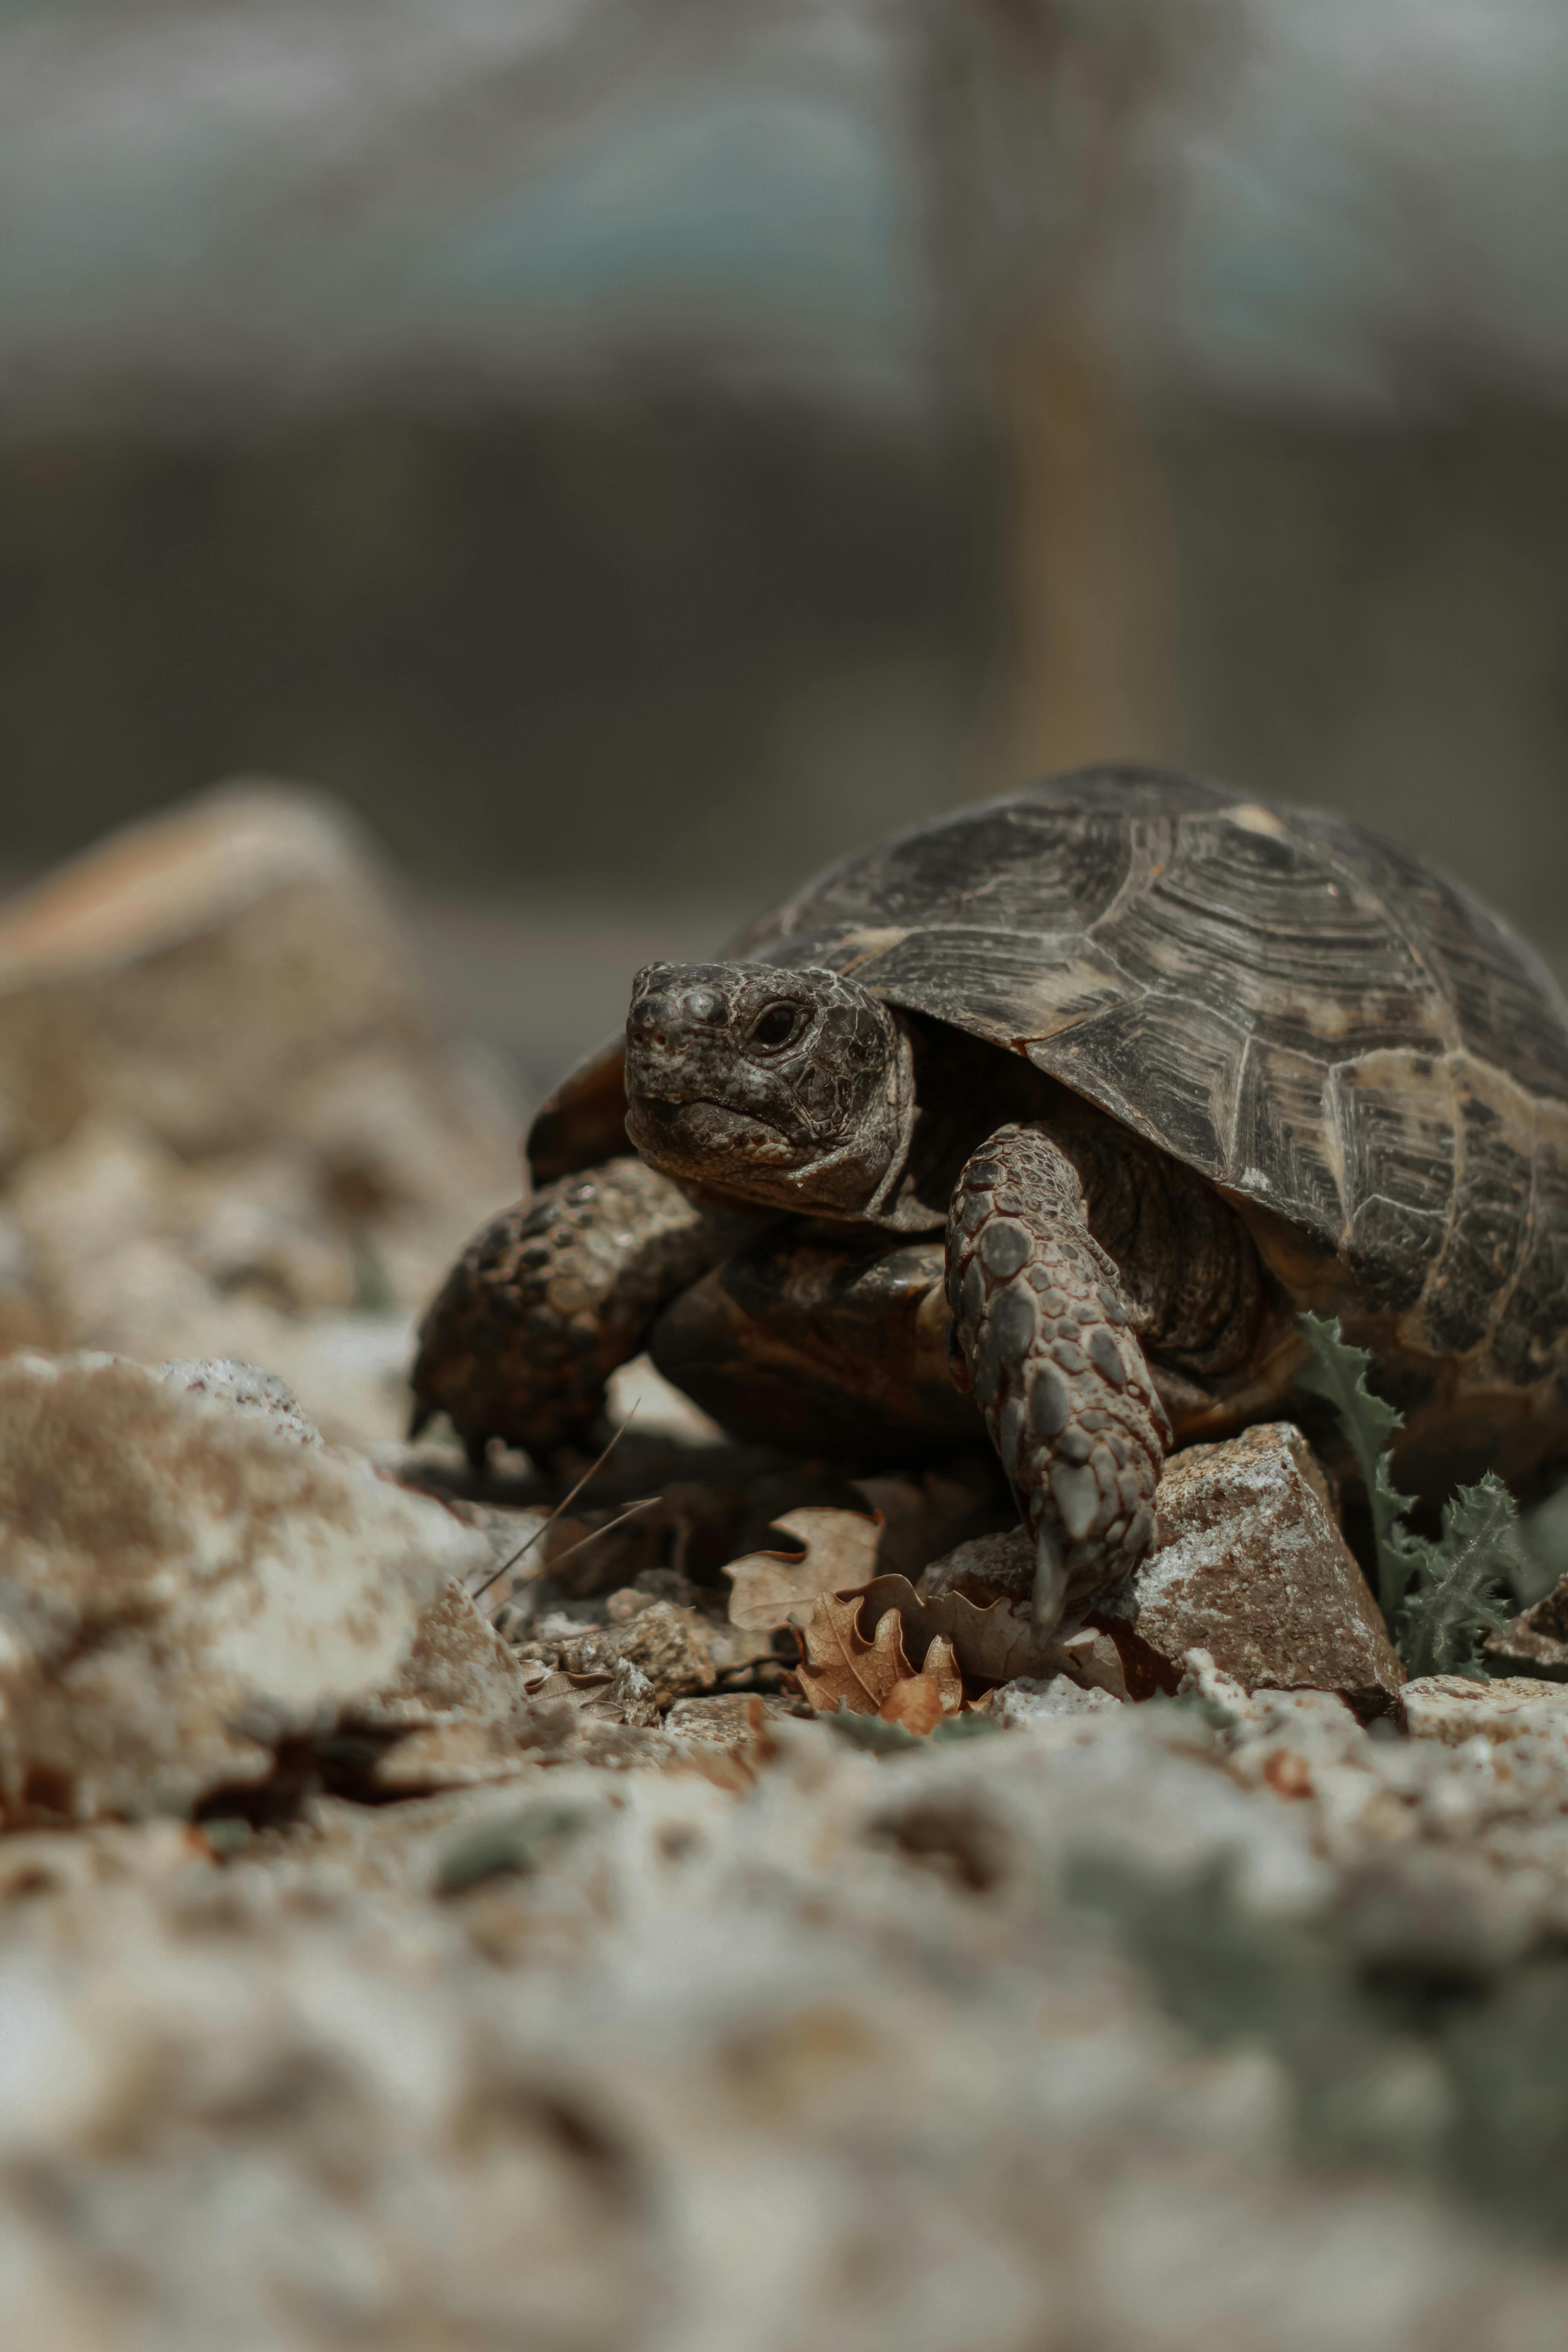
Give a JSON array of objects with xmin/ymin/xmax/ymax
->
[{"xmin": 2, "ymin": 0, "xmax": 1565, "ymax": 1100}]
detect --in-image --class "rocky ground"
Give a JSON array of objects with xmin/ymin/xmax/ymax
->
[{"xmin": 4, "ymin": 787, "xmax": 1568, "ymax": 2350}]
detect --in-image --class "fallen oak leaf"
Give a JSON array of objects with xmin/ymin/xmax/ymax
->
[
  {"xmin": 881, "ymin": 1676, "xmax": 946, "ymax": 1736},
  {"xmin": 517, "ymin": 1663, "xmax": 628, "ymax": 1722},
  {"xmin": 794, "ymin": 1589, "xmax": 916, "ymax": 1717},
  {"xmin": 880, "ymin": 1637, "xmax": 963, "ymax": 1735},
  {"xmin": 795, "ymin": 1597, "xmax": 968, "ymax": 1731},
  {"xmin": 853, "ymin": 1575, "xmax": 1044, "ymax": 1685},
  {"xmin": 793, "ymin": 1575, "xmax": 1034, "ymax": 1721},
  {"xmin": 925, "ymin": 1633, "xmax": 964, "ymax": 1713},
  {"xmin": 723, "ymin": 1507, "xmax": 883, "ymax": 1632}
]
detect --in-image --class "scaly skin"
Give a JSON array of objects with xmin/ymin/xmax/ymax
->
[
  {"xmin": 946, "ymin": 1124, "xmax": 1173, "ymax": 1630},
  {"xmin": 410, "ymin": 1157, "xmax": 740, "ymax": 1466}
]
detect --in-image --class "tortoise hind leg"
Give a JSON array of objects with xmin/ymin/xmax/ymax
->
[{"xmin": 946, "ymin": 1125, "xmax": 1172, "ymax": 1631}]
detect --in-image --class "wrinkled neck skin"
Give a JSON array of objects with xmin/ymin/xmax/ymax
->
[{"xmin": 622, "ymin": 960, "xmax": 920, "ymax": 1222}]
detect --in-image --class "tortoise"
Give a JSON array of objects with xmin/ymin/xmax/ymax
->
[{"xmin": 412, "ymin": 765, "xmax": 1568, "ymax": 1630}]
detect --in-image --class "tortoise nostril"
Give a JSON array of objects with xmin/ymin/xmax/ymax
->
[{"xmin": 631, "ymin": 985, "xmax": 726, "ymax": 1050}]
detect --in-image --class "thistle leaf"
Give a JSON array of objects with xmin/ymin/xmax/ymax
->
[
  {"xmin": 1397, "ymin": 1474, "xmax": 1521, "ymax": 1681},
  {"xmin": 1296, "ymin": 1312, "xmax": 1425, "ymax": 1621}
]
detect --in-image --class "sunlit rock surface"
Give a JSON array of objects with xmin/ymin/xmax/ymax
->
[
  {"xmin": 0, "ymin": 786, "xmax": 520, "ymax": 1440},
  {"xmin": 0, "ymin": 1352, "xmax": 486, "ymax": 1826}
]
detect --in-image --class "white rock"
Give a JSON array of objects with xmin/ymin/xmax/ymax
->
[
  {"xmin": 665, "ymin": 1692, "xmax": 794, "ymax": 1746},
  {"xmin": 0, "ymin": 1352, "xmax": 486, "ymax": 1824},
  {"xmin": 918, "ymin": 1525, "xmax": 1033, "ymax": 1607},
  {"xmin": 0, "ymin": 785, "xmax": 521, "ymax": 1440},
  {"xmin": 3, "ymin": 1114, "xmax": 429, "ymax": 1445},
  {"xmin": 993, "ymin": 1675, "xmax": 1123, "ymax": 1724},
  {"xmin": 355, "ymin": 1577, "xmax": 570, "ymax": 1793},
  {"xmin": 154, "ymin": 1357, "xmax": 322, "ymax": 1446},
  {"xmin": 1401, "ymin": 1675, "xmax": 1568, "ymax": 1746},
  {"xmin": 0, "ymin": 1666, "xmax": 1560, "ymax": 2346},
  {"xmin": 0, "ymin": 783, "xmax": 511, "ymax": 1174},
  {"xmin": 1096, "ymin": 1423, "xmax": 1404, "ymax": 1706}
]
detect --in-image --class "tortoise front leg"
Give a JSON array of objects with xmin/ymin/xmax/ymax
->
[
  {"xmin": 410, "ymin": 1158, "xmax": 751, "ymax": 1468},
  {"xmin": 946, "ymin": 1125, "xmax": 1172, "ymax": 1632}
]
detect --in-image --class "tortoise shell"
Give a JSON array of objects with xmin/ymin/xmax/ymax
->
[{"xmin": 531, "ymin": 766, "xmax": 1568, "ymax": 1482}]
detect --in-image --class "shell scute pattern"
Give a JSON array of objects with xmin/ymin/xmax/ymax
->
[
  {"xmin": 738, "ymin": 766, "xmax": 1568, "ymax": 1410},
  {"xmin": 1492, "ymin": 1137, "xmax": 1568, "ymax": 1386}
]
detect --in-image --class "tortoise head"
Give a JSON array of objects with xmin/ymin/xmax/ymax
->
[{"xmin": 623, "ymin": 961, "xmax": 913, "ymax": 1216}]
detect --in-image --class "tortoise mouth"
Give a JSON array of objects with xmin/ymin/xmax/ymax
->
[{"xmin": 627, "ymin": 1092, "xmax": 799, "ymax": 1168}]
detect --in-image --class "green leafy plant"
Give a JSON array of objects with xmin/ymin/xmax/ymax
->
[
  {"xmin": 1298, "ymin": 1310, "xmax": 1426, "ymax": 1622},
  {"xmin": 1398, "ymin": 1474, "xmax": 1519, "ymax": 1678},
  {"xmin": 1297, "ymin": 1312, "xmax": 1522, "ymax": 1679}
]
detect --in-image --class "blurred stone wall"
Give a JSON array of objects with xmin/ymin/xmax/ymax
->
[
  {"xmin": 4, "ymin": 389, "xmax": 1565, "ymax": 998},
  {"xmin": 0, "ymin": 398, "xmax": 1005, "ymax": 895},
  {"xmin": 1158, "ymin": 399, "xmax": 1568, "ymax": 982}
]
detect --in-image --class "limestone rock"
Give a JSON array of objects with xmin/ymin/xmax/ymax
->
[
  {"xmin": 0, "ymin": 1352, "xmax": 486, "ymax": 1825},
  {"xmin": 559, "ymin": 1599, "xmax": 719, "ymax": 1708},
  {"xmin": 991, "ymin": 1675, "xmax": 1122, "ymax": 1725},
  {"xmin": 1, "ymin": 1643, "xmax": 1568, "ymax": 2344},
  {"xmin": 1040, "ymin": 1621, "xmax": 1132, "ymax": 1698},
  {"xmin": 917, "ymin": 1524, "xmax": 1033, "ymax": 1609},
  {"xmin": 918, "ymin": 1429, "xmax": 1400, "ymax": 1710},
  {"xmin": 665, "ymin": 1694, "xmax": 797, "ymax": 1746},
  {"xmin": 0, "ymin": 786, "xmax": 519, "ymax": 1437},
  {"xmin": 154, "ymin": 1356, "xmax": 322, "ymax": 1446},
  {"xmin": 0, "ymin": 782, "xmax": 505, "ymax": 1175},
  {"xmin": 1093, "ymin": 1422, "xmax": 1403, "ymax": 1710},
  {"xmin": 369, "ymin": 1578, "xmax": 536, "ymax": 1726},
  {"xmin": 1483, "ymin": 1576, "xmax": 1568, "ymax": 1681},
  {"xmin": 356, "ymin": 1577, "xmax": 580, "ymax": 1794},
  {"xmin": 1401, "ymin": 1675, "xmax": 1568, "ymax": 1746}
]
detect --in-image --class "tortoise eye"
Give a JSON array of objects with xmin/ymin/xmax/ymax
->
[{"xmin": 749, "ymin": 1002, "xmax": 803, "ymax": 1051}]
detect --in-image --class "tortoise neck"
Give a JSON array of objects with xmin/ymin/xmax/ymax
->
[{"xmin": 859, "ymin": 1014, "xmax": 926, "ymax": 1227}]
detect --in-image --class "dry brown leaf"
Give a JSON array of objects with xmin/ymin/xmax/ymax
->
[
  {"xmin": 517, "ymin": 1664, "xmax": 622, "ymax": 1719},
  {"xmin": 794, "ymin": 1589, "xmax": 916, "ymax": 1716},
  {"xmin": 723, "ymin": 1508, "xmax": 883, "ymax": 1632},
  {"xmin": 854, "ymin": 1575, "xmax": 1044, "ymax": 1684},
  {"xmin": 880, "ymin": 1637, "xmax": 964, "ymax": 1734},
  {"xmin": 794, "ymin": 1594, "xmax": 971, "ymax": 1735},
  {"xmin": 793, "ymin": 1573, "xmax": 1039, "ymax": 1720},
  {"xmin": 924, "ymin": 1633, "xmax": 964, "ymax": 1713},
  {"xmin": 880, "ymin": 1675, "xmax": 946, "ymax": 1735}
]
